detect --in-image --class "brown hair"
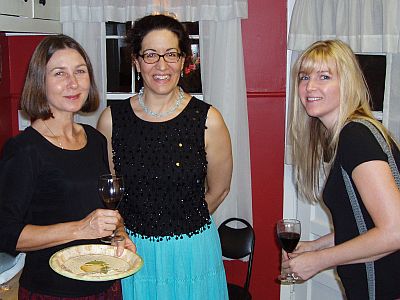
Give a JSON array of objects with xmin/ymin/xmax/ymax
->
[{"xmin": 21, "ymin": 34, "xmax": 99, "ymax": 120}]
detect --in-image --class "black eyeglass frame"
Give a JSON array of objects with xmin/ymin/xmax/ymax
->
[{"xmin": 138, "ymin": 51, "xmax": 183, "ymax": 64}]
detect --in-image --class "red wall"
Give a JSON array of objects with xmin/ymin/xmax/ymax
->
[
  {"xmin": 223, "ymin": 1, "xmax": 287, "ymax": 299},
  {"xmin": 0, "ymin": 35, "xmax": 45, "ymax": 150}
]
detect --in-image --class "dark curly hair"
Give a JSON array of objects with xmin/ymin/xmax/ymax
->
[{"xmin": 126, "ymin": 14, "xmax": 192, "ymax": 68}]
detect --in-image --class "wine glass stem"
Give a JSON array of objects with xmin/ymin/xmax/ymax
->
[
  {"xmin": 288, "ymin": 255, "xmax": 297, "ymax": 282},
  {"xmin": 290, "ymin": 284, "xmax": 295, "ymax": 300}
]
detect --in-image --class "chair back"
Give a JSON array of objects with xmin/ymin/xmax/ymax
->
[{"xmin": 218, "ymin": 217, "xmax": 255, "ymax": 291}]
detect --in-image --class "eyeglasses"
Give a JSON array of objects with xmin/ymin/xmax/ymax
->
[{"xmin": 138, "ymin": 51, "xmax": 182, "ymax": 64}]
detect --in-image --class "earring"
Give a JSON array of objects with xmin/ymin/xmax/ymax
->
[
  {"xmin": 137, "ymin": 72, "xmax": 140, "ymax": 81},
  {"xmin": 180, "ymin": 70, "xmax": 183, "ymax": 78}
]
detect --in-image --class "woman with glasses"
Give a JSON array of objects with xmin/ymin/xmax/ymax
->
[{"xmin": 97, "ymin": 14, "xmax": 232, "ymax": 300}]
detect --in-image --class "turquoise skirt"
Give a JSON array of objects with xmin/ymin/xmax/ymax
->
[{"xmin": 122, "ymin": 219, "xmax": 228, "ymax": 300}]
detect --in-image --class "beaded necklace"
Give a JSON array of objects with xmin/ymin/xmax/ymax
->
[{"xmin": 138, "ymin": 87, "xmax": 184, "ymax": 118}]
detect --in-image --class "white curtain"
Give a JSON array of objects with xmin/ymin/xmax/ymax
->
[
  {"xmin": 288, "ymin": 0, "xmax": 400, "ymax": 53},
  {"xmin": 61, "ymin": 0, "xmax": 161, "ymax": 22},
  {"xmin": 200, "ymin": 19, "xmax": 252, "ymax": 224},
  {"xmin": 61, "ymin": 0, "xmax": 247, "ymax": 22},
  {"xmin": 60, "ymin": 0, "xmax": 252, "ymax": 226},
  {"xmin": 384, "ymin": 54, "xmax": 400, "ymax": 141},
  {"xmin": 63, "ymin": 22, "xmax": 107, "ymax": 127},
  {"xmin": 287, "ymin": 0, "xmax": 400, "ymax": 143}
]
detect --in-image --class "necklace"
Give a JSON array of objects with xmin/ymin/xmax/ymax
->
[
  {"xmin": 138, "ymin": 87, "xmax": 184, "ymax": 118},
  {"xmin": 43, "ymin": 120, "xmax": 64, "ymax": 149}
]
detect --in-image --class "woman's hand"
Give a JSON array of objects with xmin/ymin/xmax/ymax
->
[
  {"xmin": 281, "ymin": 234, "xmax": 334, "ymax": 280},
  {"xmin": 280, "ymin": 241, "xmax": 320, "ymax": 280},
  {"xmin": 83, "ymin": 210, "xmax": 137, "ymax": 256},
  {"xmin": 282, "ymin": 250, "xmax": 324, "ymax": 281},
  {"xmin": 81, "ymin": 209, "xmax": 122, "ymax": 239},
  {"xmin": 112, "ymin": 229, "xmax": 137, "ymax": 257},
  {"xmin": 16, "ymin": 209, "xmax": 124, "ymax": 252}
]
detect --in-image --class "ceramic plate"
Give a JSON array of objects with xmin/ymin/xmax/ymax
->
[{"xmin": 49, "ymin": 244, "xmax": 143, "ymax": 281}]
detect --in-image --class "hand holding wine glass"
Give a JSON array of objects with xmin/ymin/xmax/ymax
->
[
  {"xmin": 98, "ymin": 174, "xmax": 125, "ymax": 243},
  {"xmin": 276, "ymin": 218, "xmax": 301, "ymax": 284}
]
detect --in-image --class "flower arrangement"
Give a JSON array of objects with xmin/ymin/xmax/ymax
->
[
  {"xmin": 181, "ymin": 45, "xmax": 202, "ymax": 93},
  {"xmin": 185, "ymin": 56, "xmax": 200, "ymax": 76}
]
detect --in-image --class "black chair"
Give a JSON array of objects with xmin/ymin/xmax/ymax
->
[{"xmin": 218, "ymin": 218, "xmax": 255, "ymax": 300}]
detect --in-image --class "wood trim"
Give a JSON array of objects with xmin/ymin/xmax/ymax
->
[{"xmin": 246, "ymin": 91, "xmax": 286, "ymax": 98}]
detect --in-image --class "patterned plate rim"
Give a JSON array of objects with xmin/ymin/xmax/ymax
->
[{"xmin": 49, "ymin": 244, "xmax": 143, "ymax": 282}]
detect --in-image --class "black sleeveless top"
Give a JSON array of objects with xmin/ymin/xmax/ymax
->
[{"xmin": 110, "ymin": 97, "xmax": 212, "ymax": 240}]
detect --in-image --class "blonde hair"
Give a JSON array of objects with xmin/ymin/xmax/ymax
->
[{"xmin": 289, "ymin": 39, "xmax": 392, "ymax": 202}]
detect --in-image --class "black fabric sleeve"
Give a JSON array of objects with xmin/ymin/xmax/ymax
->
[
  {"xmin": 338, "ymin": 122, "xmax": 388, "ymax": 174},
  {"xmin": 0, "ymin": 138, "xmax": 37, "ymax": 256}
]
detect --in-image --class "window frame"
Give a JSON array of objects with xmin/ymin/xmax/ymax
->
[{"xmin": 355, "ymin": 52, "xmax": 387, "ymax": 122}]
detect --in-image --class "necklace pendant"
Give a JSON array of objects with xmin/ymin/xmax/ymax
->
[{"xmin": 43, "ymin": 120, "xmax": 64, "ymax": 149}]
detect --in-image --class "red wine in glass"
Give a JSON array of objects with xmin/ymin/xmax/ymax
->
[
  {"xmin": 102, "ymin": 195, "xmax": 121, "ymax": 210},
  {"xmin": 278, "ymin": 232, "xmax": 300, "ymax": 253},
  {"xmin": 98, "ymin": 174, "xmax": 125, "ymax": 243},
  {"xmin": 276, "ymin": 219, "xmax": 301, "ymax": 283}
]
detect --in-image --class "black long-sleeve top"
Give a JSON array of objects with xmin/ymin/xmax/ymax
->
[{"xmin": 0, "ymin": 125, "xmax": 113, "ymax": 297}]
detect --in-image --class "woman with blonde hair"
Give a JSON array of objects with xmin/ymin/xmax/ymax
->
[{"xmin": 285, "ymin": 39, "xmax": 400, "ymax": 299}]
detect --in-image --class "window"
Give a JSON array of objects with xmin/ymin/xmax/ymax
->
[
  {"xmin": 105, "ymin": 21, "xmax": 202, "ymax": 105},
  {"xmin": 180, "ymin": 22, "xmax": 202, "ymax": 94},
  {"xmin": 105, "ymin": 22, "xmax": 133, "ymax": 105},
  {"xmin": 355, "ymin": 54, "xmax": 386, "ymax": 120}
]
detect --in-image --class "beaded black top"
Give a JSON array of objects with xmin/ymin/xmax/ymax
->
[{"xmin": 110, "ymin": 96, "xmax": 212, "ymax": 240}]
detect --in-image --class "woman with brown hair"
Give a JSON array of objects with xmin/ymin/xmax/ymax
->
[{"xmin": 0, "ymin": 34, "xmax": 135, "ymax": 299}]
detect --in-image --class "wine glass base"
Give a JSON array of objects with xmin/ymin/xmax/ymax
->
[
  {"xmin": 101, "ymin": 234, "xmax": 125, "ymax": 244},
  {"xmin": 101, "ymin": 237, "xmax": 113, "ymax": 244},
  {"xmin": 278, "ymin": 274, "xmax": 298, "ymax": 284}
]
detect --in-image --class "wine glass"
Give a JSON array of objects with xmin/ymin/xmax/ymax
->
[
  {"xmin": 276, "ymin": 219, "xmax": 301, "ymax": 284},
  {"xmin": 98, "ymin": 174, "xmax": 125, "ymax": 243}
]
